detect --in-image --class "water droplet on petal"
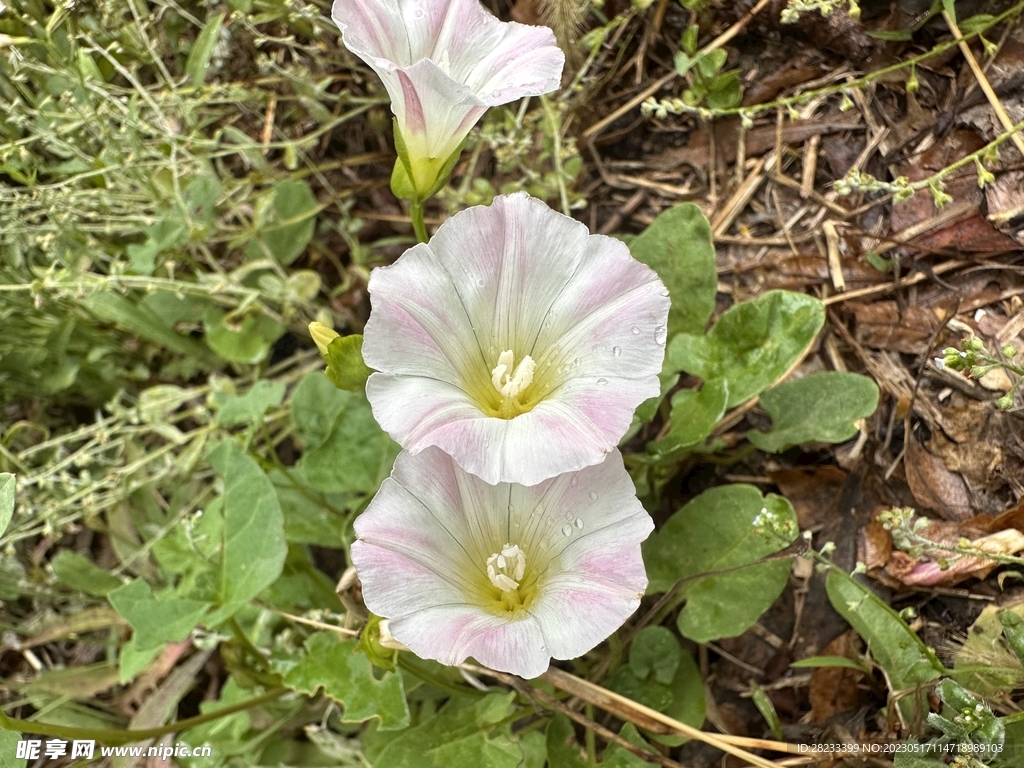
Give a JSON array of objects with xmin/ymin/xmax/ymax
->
[
  {"xmin": 631, "ymin": 326, "xmax": 641, "ymax": 335},
  {"xmin": 612, "ymin": 346, "xmax": 621, "ymax": 357},
  {"xmin": 596, "ymin": 377, "xmax": 608, "ymax": 385},
  {"xmin": 654, "ymin": 326, "xmax": 667, "ymax": 344},
  {"xmin": 575, "ymin": 517, "xmax": 584, "ymax": 529},
  {"xmin": 589, "ymin": 491, "xmax": 598, "ymax": 500},
  {"xmin": 476, "ymin": 277, "xmax": 485, "ymax": 287},
  {"xmin": 561, "ymin": 523, "xmax": 573, "ymax": 536},
  {"xmin": 570, "ymin": 475, "xmax": 579, "ymax": 487}
]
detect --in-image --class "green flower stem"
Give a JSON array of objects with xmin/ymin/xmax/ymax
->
[
  {"xmin": 0, "ymin": 687, "xmax": 289, "ymax": 746},
  {"xmin": 409, "ymin": 200, "xmax": 429, "ymax": 243}
]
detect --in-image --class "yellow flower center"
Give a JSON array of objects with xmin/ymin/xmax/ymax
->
[
  {"xmin": 482, "ymin": 542, "xmax": 538, "ymax": 614},
  {"xmin": 485, "ymin": 350, "xmax": 537, "ymax": 419}
]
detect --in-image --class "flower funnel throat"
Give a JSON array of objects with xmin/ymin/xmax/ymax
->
[
  {"xmin": 331, "ymin": 0, "xmax": 564, "ymax": 199},
  {"xmin": 351, "ymin": 447, "xmax": 653, "ymax": 678},
  {"xmin": 362, "ymin": 193, "xmax": 672, "ymax": 486}
]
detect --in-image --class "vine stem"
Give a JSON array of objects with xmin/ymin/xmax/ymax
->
[
  {"xmin": 0, "ymin": 688, "xmax": 288, "ymax": 746},
  {"xmin": 409, "ymin": 200, "xmax": 429, "ymax": 243}
]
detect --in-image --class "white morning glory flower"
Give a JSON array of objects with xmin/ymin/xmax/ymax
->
[
  {"xmin": 362, "ymin": 193, "xmax": 671, "ymax": 486},
  {"xmin": 331, "ymin": 0, "xmax": 564, "ymax": 199},
  {"xmin": 351, "ymin": 447, "xmax": 653, "ymax": 678}
]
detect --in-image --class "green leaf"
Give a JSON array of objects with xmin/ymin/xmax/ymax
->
[
  {"xmin": 202, "ymin": 308, "xmax": 284, "ymax": 364},
  {"xmin": 644, "ymin": 485, "xmax": 798, "ymax": 643},
  {"xmin": 546, "ymin": 714, "xmax": 588, "ymax": 768},
  {"xmin": 602, "ymin": 723, "xmax": 655, "ymax": 767},
  {"xmin": 245, "ymin": 179, "xmax": 319, "ymax": 265},
  {"xmin": 292, "ymin": 372, "xmax": 398, "ymax": 495},
  {"xmin": 214, "ymin": 380, "xmax": 286, "ymax": 427},
  {"xmin": 323, "ymin": 334, "xmax": 373, "ymax": 392},
  {"xmin": 283, "ymin": 632, "xmax": 409, "ymax": 729},
  {"xmin": 365, "ymin": 693, "xmax": 522, "ymax": 768},
  {"xmin": 825, "ymin": 568, "xmax": 944, "ymax": 696},
  {"xmin": 126, "ymin": 218, "xmax": 187, "ymax": 275},
  {"xmin": 650, "ymin": 647, "xmax": 705, "ymax": 747},
  {"xmin": 748, "ymin": 372, "xmax": 879, "ymax": 452},
  {"xmin": 646, "ymin": 380, "xmax": 728, "ymax": 457},
  {"xmin": 85, "ymin": 292, "xmax": 216, "ymax": 363},
  {"xmin": 0, "ymin": 473, "xmax": 14, "ymax": 538},
  {"xmin": 750, "ymin": 681, "xmax": 783, "ymax": 740},
  {"xmin": 0, "ymin": 730, "xmax": 25, "ymax": 768},
  {"xmin": 629, "ymin": 626, "xmax": 681, "ymax": 684},
  {"xmin": 790, "ymin": 655, "xmax": 866, "ymax": 671},
  {"xmin": 629, "ymin": 203, "xmax": 717, "ymax": 338},
  {"xmin": 108, "ymin": 579, "xmax": 209, "ymax": 652},
  {"xmin": 185, "ymin": 13, "xmax": 226, "ymax": 86},
  {"xmin": 668, "ymin": 290, "xmax": 824, "ymax": 408},
  {"xmin": 209, "ymin": 439, "xmax": 287, "ymax": 608},
  {"xmin": 51, "ymin": 551, "xmax": 123, "ymax": 596}
]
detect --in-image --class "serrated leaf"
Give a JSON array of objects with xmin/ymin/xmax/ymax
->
[
  {"xmin": 209, "ymin": 439, "xmax": 287, "ymax": 608},
  {"xmin": 748, "ymin": 371, "xmax": 879, "ymax": 452},
  {"xmin": 108, "ymin": 579, "xmax": 209, "ymax": 652},
  {"xmin": 244, "ymin": 179, "xmax": 318, "ymax": 265},
  {"xmin": 644, "ymin": 485, "xmax": 798, "ymax": 642},
  {"xmin": 629, "ymin": 203, "xmax": 717, "ymax": 338},
  {"xmin": 51, "ymin": 551, "xmax": 123, "ymax": 596},
  {"xmin": 214, "ymin": 380, "xmax": 286, "ymax": 427},
  {"xmin": 283, "ymin": 632, "xmax": 409, "ymax": 729},
  {"xmin": 185, "ymin": 13, "xmax": 225, "ymax": 86},
  {"xmin": 825, "ymin": 568, "xmax": 944, "ymax": 703},
  {"xmin": 668, "ymin": 290, "xmax": 824, "ymax": 408},
  {"xmin": 0, "ymin": 473, "xmax": 14, "ymax": 538},
  {"xmin": 323, "ymin": 334, "xmax": 373, "ymax": 392}
]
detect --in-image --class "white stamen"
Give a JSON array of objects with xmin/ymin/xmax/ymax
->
[
  {"xmin": 486, "ymin": 543, "xmax": 526, "ymax": 591},
  {"xmin": 490, "ymin": 350, "xmax": 535, "ymax": 399}
]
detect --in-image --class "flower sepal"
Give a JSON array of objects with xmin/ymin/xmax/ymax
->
[
  {"xmin": 308, "ymin": 321, "xmax": 373, "ymax": 392},
  {"xmin": 390, "ymin": 119, "xmax": 467, "ymax": 204},
  {"xmin": 357, "ymin": 613, "xmax": 400, "ymax": 672}
]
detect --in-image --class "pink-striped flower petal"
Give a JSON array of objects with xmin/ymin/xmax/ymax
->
[
  {"xmin": 351, "ymin": 447, "xmax": 653, "ymax": 678},
  {"xmin": 332, "ymin": 0, "xmax": 564, "ymax": 195},
  {"xmin": 362, "ymin": 193, "xmax": 671, "ymax": 485}
]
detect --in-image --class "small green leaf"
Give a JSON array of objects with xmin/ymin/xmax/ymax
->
[
  {"xmin": 750, "ymin": 681, "xmax": 783, "ymax": 740},
  {"xmin": 644, "ymin": 485, "xmax": 798, "ymax": 642},
  {"xmin": 214, "ymin": 380, "xmax": 286, "ymax": 427},
  {"xmin": 825, "ymin": 568, "xmax": 944, "ymax": 714},
  {"xmin": 629, "ymin": 203, "xmax": 717, "ymax": 339},
  {"xmin": 185, "ymin": 13, "xmax": 226, "ymax": 87},
  {"xmin": 646, "ymin": 380, "xmax": 728, "ymax": 457},
  {"xmin": 668, "ymin": 290, "xmax": 825, "ymax": 408},
  {"xmin": 51, "ymin": 551, "xmax": 123, "ymax": 596},
  {"xmin": 245, "ymin": 179, "xmax": 319, "ymax": 265},
  {"xmin": 748, "ymin": 372, "xmax": 879, "ymax": 452},
  {"xmin": 324, "ymin": 334, "xmax": 373, "ymax": 392},
  {"xmin": 126, "ymin": 219, "xmax": 187, "ymax": 275},
  {"xmin": 283, "ymin": 632, "xmax": 409, "ymax": 729},
  {"xmin": 108, "ymin": 579, "xmax": 209, "ymax": 652},
  {"xmin": 546, "ymin": 714, "xmax": 588, "ymax": 768},
  {"xmin": 209, "ymin": 439, "xmax": 287, "ymax": 608},
  {"xmin": 602, "ymin": 723, "xmax": 655, "ymax": 767},
  {"xmin": 790, "ymin": 655, "xmax": 866, "ymax": 671},
  {"xmin": 629, "ymin": 626, "xmax": 681, "ymax": 684},
  {"xmin": 0, "ymin": 730, "xmax": 25, "ymax": 768},
  {"xmin": 0, "ymin": 473, "xmax": 14, "ymax": 538},
  {"xmin": 202, "ymin": 308, "xmax": 283, "ymax": 364}
]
